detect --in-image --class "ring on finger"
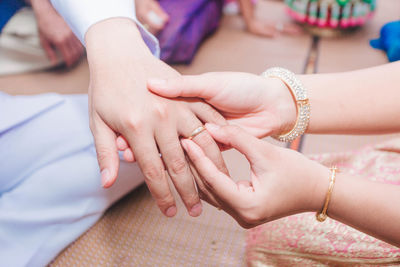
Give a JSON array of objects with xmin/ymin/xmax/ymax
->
[{"xmin": 188, "ymin": 125, "xmax": 206, "ymax": 140}]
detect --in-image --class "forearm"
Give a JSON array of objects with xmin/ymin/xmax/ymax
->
[
  {"xmin": 299, "ymin": 62, "xmax": 400, "ymax": 134},
  {"xmin": 318, "ymin": 173, "xmax": 400, "ymax": 247},
  {"xmin": 30, "ymin": 0, "xmax": 55, "ymax": 17}
]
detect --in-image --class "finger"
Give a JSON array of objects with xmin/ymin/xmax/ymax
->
[
  {"xmin": 188, "ymin": 100, "xmax": 227, "ymax": 126},
  {"xmin": 146, "ymin": 10, "xmax": 166, "ymax": 30},
  {"xmin": 59, "ymin": 42, "xmax": 73, "ymax": 67},
  {"xmin": 116, "ymin": 135, "xmax": 129, "ymax": 151},
  {"xmin": 123, "ymin": 148, "xmax": 135, "ymax": 162},
  {"xmin": 91, "ymin": 119, "xmax": 120, "ymax": 188},
  {"xmin": 179, "ymin": 115, "xmax": 229, "ymax": 176},
  {"xmin": 150, "ymin": 1, "xmax": 170, "ymax": 22},
  {"xmin": 186, "ymin": 156, "xmax": 221, "ymax": 208},
  {"xmin": 147, "ymin": 74, "xmax": 220, "ymax": 99},
  {"xmin": 282, "ymin": 23, "xmax": 303, "ymax": 35},
  {"xmin": 205, "ymin": 124, "xmax": 264, "ymax": 162},
  {"xmin": 40, "ymin": 36, "xmax": 58, "ymax": 64},
  {"xmin": 72, "ymin": 36, "xmax": 85, "ymax": 57},
  {"xmin": 257, "ymin": 23, "xmax": 276, "ymax": 37},
  {"xmin": 125, "ymin": 130, "xmax": 177, "ymax": 217},
  {"xmin": 67, "ymin": 39, "xmax": 81, "ymax": 66},
  {"xmin": 181, "ymin": 139, "xmax": 240, "ymax": 206},
  {"xmin": 155, "ymin": 127, "xmax": 202, "ymax": 217}
]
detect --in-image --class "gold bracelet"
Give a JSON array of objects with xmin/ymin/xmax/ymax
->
[
  {"xmin": 316, "ymin": 166, "xmax": 338, "ymax": 222},
  {"xmin": 261, "ymin": 67, "xmax": 310, "ymax": 143}
]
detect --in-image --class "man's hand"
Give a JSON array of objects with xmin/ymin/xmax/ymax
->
[
  {"xmin": 86, "ymin": 19, "xmax": 228, "ymax": 217},
  {"xmin": 31, "ymin": 0, "xmax": 84, "ymax": 67}
]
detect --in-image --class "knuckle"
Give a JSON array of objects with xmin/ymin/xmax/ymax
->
[
  {"xmin": 240, "ymin": 208, "xmax": 263, "ymax": 226},
  {"xmin": 168, "ymin": 157, "xmax": 187, "ymax": 176},
  {"xmin": 142, "ymin": 163, "xmax": 163, "ymax": 181},
  {"xmin": 125, "ymin": 117, "xmax": 143, "ymax": 131},
  {"xmin": 96, "ymin": 146, "xmax": 114, "ymax": 163},
  {"xmin": 156, "ymin": 195, "xmax": 175, "ymax": 208},
  {"xmin": 200, "ymin": 103, "xmax": 224, "ymax": 122},
  {"xmin": 226, "ymin": 125, "xmax": 241, "ymax": 136},
  {"xmin": 194, "ymin": 132, "xmax": 215, "ymax": 148},
  {"xmin": 152, "ymin": 101, "xmax": 169, "ymax": 119},
  {"xmin": 184, "ymin": 192, "xmax": 200, "ymax": 206}
]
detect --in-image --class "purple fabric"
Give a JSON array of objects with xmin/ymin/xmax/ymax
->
[{"xmin": 157, "ymin": 0, "xmax": 223, "ymax": 64}]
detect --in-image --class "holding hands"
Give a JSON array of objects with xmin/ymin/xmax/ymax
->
[
  {"xmin": 146, "ymin": 72, "xmax": 327, "ymax": 227},
  {"xmin": 86, "ymin": 20, "xmax": 229, "ymax": 218},
  {"xmin": 181, "ymin": 123, "xmax": 327, "ymax": 228},
  {"xmin": 147, "ymin": 72, "xmax": 297, "ymax": 138}
]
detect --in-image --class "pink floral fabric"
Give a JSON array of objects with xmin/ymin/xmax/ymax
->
[{"xmin": 246, "ymin": 138, "xmax": 400, "ymax": 266}]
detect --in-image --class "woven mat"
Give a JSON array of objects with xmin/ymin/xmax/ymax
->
[{"xmin": 50, "ymin": 185, "xmax": 246, "ymax": 266}]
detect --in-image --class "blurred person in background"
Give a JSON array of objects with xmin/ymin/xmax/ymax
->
[
  {"xmin": 135, "ymin": 0, "xmax": 300, "ymax": 64},
  {"xmin": 0, "ymin": 0, "xmax": 84, "ymax": 76}
]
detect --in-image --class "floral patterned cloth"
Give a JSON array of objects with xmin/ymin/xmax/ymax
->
[{"xmin": 246, "ymin": 138, "xmax": 400, "ymax": 266}]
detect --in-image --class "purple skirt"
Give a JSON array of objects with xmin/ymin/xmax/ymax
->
[{"xmin": 157, "ymin": 0, "xmax": 223, "ymax": 64}]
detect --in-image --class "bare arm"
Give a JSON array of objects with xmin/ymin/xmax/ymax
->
[
  {"xmin": 321, "ymin": 172, "xmax": 400, "ymax": 246},
  {"xmin": 302, "ymin": 62, "xmax": 400, "ymax": 135}
]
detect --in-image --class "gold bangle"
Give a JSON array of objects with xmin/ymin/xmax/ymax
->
[{"xmin": 316, "ymin": 166, "xmax": 338, "ymax": 222}]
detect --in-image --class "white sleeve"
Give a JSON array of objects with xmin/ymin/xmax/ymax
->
[{"xmin": 50, "ymin": 0, "xmax": 160, "ymax": 57}]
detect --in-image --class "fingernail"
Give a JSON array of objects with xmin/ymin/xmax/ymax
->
[
  {"xmin": 148, "ymin": 78, "xmax": 167, "ymax": 89},
  {"xmin": 205, "ymin": 123, "xmax": 220, "ymax": 132},
  {"xmin": 165, "ymin": 206, "xmax": 177, "ymax": 217},
  {"xmin": 101, "ymin": 169, "xmax": 111, "ymax": 188},
  {"xmin": 189, "ymin": 202, "xmax": 203, "ymax": 217}
]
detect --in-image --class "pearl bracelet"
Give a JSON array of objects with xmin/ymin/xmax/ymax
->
[{"xmin": 261, "ymin": 67, "xmax": 310, "ymax": 143}]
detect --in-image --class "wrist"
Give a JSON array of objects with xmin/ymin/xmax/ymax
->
[
  {"xmin": 86, "ymin": 18, "xmax": 154, "ymax": 76},
  {"xmin": 306, "ymin": 163, "xmax": 332, "ymax": 213},
  {"xmin": 263, "ymin": 77, "xmax": 297, "ymax": 136}
]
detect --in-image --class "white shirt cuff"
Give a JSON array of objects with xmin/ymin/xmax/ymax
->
[{"xmin": 50, "ymin": 0, "xmax": 160, "ymax": 57}]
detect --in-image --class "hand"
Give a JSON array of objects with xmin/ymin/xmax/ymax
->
[
  {"xmin": 181, "ymin": 124, "xmax": 328, "ymax": 228},
  {"xmin": 31, "ymin": 0, "xmax": 84, "ymax": 67},
  {"xmin": 135, "ymin": 0, "xmax": 169, "ymax": 34},
  {"xmin": 148, "ymin": 72, "xmax": 297, "ymax": 139},
  {"xmin": 86, "ymin": 19, "xmax": 228, "ymax": 217},
  {"xmin": 245, "ymin": 19, "xmax": 302, "ymax": 38}
]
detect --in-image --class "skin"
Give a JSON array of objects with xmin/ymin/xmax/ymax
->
[
  {"xmin": 85, "ymin": 18, "xmax": 229, "ymax": 218},
  {"xmin": 146, "ymin": 62, "xmax": 400, "ymax": 247},
  {"xmin": 135, "ymin": 0, "xmax": 169, "ymax": 34},
  {"xmin": 30, "ymin": 0, "xmax": 84, "ymax": 67},
  {"xmin": 237, "ymin": 0, "xmax": 301, "ymax": 37}
]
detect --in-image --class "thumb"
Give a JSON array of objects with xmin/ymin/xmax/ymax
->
[
  {"xmin": 205, "ymin": 124, "xmax": 266, "ymax": 162},
  {"xmin": 91, "ymin": 120, "xmax": 120, "ymax": 188},
  {"xmin": 147, "ymin": 73, "xmax": 220, "ymax": 99}
]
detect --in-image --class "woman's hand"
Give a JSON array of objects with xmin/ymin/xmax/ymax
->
[
  {"xmin": 135, "ymin": 0, "xmax": 169, "ymax": 34},
  {"xmin": 31, "ymin": 0, "xmax": 84, "ymax": 67},
  {"xmin": 181, "ymin": 124, "xmax": 328, "ymax": 228},
  {"xmin": 86, "ymin": 19, "xmax": 228, "ymax": 218},
  {"xmin": 147, "ymin": 72, "xmax": 297, "ymax": 138}
]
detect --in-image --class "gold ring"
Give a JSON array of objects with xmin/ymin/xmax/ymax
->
[{"xmin": 188, "ymin": 125, "xmax": 206, "ymax": 140}]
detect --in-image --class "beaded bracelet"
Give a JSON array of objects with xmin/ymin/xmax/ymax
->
[{"xmin": 261, "ymin": 67, "xmax": 310, "ymax": 143}]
